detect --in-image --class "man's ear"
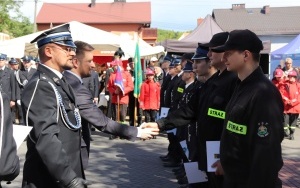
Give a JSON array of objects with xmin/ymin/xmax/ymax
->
[
  {"xmin": 44, "ymin": 46, "xmax": 53, "ymax": 58},
  {"xmin": 72, "ymin": 58, "xmax": 79, "ymax": 68}
]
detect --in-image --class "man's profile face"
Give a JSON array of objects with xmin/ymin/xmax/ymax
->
[
  {"xmin": 208, "ymin": 48, "xmax": 224, "ymax": 67},
  {"xmin": 49, "ymin": 43, "xmax": 76, "ymax": 71},
  {"xmin": 23, "ymin": 61, "xmax": 32, "ymax": 69},
  {"xmin": 79, "ymin": 51, "xmax": 95, "ymax": 78},
  {"xmin": 193, "ymin": 59, "xmax": 209, "ymax": 77},
  {"xmin": 0, "ymin": 59, "xmax": 6, "ymax": 68},
  {"xmin": 10, "ymin": 64, "xmax": 19, "ymax": 70},
  {"xmin": 223, "ymin": 50, "xmax": 245, "ymax": 72}
]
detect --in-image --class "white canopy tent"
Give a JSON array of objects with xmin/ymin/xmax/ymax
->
[{"xmin": 0, "ymin": 21, "xmax": 164, "ymax": 58}]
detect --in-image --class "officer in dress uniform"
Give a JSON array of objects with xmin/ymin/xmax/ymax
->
[
  {"xmin": 21, "ymin": 24, "xmax": 89, "ymax": 188},
  {"xmin": 18, "ymin": 55, "xmax": 37, "ymax": 88},
  {"xmin": 0, "ymin": 54, "xmax": 16, "ymax": 112},
  {"xmin": 8, "ymin": 58, "xmax": 21, "ymax": 124},
  {"xmin": 0, "ymin": 91, "xmax": 20, "ymax": 187}
]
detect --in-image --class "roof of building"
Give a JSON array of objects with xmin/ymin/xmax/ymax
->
[
  {"xmin": 212, "ymin": 5, "xmax": 300, "ymax": 35},
  {"xmin": 37, "ymin": 2, "xmax": 151, "ymax": 24}
]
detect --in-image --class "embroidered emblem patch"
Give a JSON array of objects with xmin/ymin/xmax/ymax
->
[{"xmin": 257, "ymin": 122, "xmax": 269, "ymax": 137}]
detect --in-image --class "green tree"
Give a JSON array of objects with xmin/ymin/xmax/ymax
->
[
  {"xmin": 157, "ymin": 29, "xmax": 187, "ymax": 42},
  {"xmin": 0, "ymin": 0, "xmax": 33, "ymax": 38}
]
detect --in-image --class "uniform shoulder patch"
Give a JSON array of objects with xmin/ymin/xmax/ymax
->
[{"xmin": 257, "ymin": 122, "xmax": 269, "ymax": 137}]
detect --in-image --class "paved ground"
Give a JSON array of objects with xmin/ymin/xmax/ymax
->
[
  {"xmin": 2, "ymin": 128, "xmax": 300, "ymax": 188},
  {"xmin": 279, "ymin": 129, "xmax": 300, "ymax": 188}
]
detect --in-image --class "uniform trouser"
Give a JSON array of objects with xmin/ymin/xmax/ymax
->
[
  {"xmin": 187, "ymin": 126, "xmax": 198, "ymax": 161},
  {"xmin": 143, "ymin": 110, "xmax": 157, "ymax": 122},
  {"xmin": 17, "ymin": 103, "xmax": 24, "ymax": 124},
  {"xmin": 128, "ymin": 97, "xmax": 142, "ymax": 126},
  {"xmin": 11, "ymin": 106, "xmax": 17, "ymax": 124},
  {"xmin": 167, "ymin": 133, "xmax": 181, "ymax": 162},
  {"xmin": 284, "ymin": 113, "xmax": 298, "ymax": 135},
  {"xmin": 112, "ymin": 104, "xmax": 128, "ymax": 122}
]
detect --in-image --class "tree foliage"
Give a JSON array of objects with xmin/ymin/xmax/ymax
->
[
  {"xmin": 0, "ymin": 0, "xmax": 33, "ymax": 38},
  {"xmin": 157, "ymin": 29, "xmax": 187, "ymax": 42}
]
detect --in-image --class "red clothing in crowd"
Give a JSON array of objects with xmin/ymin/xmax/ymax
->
[
  {"xmin": 139, "ymin": 80, "xmax": 160, "ymax": 110},
  {"xmin": 280, "ymin": 80, "xmax": 300, "ymax": 113},
  {"xmin": 107, "ymin": 70, "xmax": 134, "ymax": 104},
  {"xmin": 272, "ymin": 78, "xmax": 285, "ymax": 89}
]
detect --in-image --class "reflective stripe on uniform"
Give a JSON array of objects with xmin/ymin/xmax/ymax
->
[
  {"xmin": 226, "ymin": 121, "xmax": 247, "ymax": 135},
  {"xmin": 177, "ymin": 87, "xmax": 184, "ymax": 93},
  {"xmin": 207, "ymin": 108, "xmax": 225, "ymax": 119}
]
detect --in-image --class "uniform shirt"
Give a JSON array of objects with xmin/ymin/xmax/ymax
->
[{"xmin": 220, "ymin": 67, "xmax": 284, "ymax": 187}]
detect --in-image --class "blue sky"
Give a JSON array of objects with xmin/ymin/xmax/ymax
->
[{"xmin": 20, "ymin": 0, "xmax": 300, "ymax": 31}]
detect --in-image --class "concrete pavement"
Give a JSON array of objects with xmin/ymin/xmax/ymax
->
[{"xmin": 2, "ymin": 129, "xmax": 300, "ymax": 188}]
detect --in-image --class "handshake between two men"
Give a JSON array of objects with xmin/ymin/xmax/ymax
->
[{"xmin": 138, "ymin": 122, "xmax": 160, "ymax": 140}]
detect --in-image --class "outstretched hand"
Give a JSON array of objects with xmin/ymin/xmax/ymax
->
[
  {"xmin": 139, "ymin": 122, "xmax": 159, "ymax": 130},
  {"xmin": 137, "ymin": 126, "xmax": 160, "ymax": 140}
]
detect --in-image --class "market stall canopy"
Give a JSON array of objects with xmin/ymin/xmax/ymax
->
[
  {"xmin": 0, "ymin": 21, "xmax": 164, "ymax": 58},
  {"xmin": 158, "ymin": 15, "xmax": 223, "ymax": 53},
  {"xmin": 180, "ymin": 14, "xmax": 223, "ymax": 43},
  {"xmin": 271, "ymin": 34, "xmax": 300, "ymax": 60}
]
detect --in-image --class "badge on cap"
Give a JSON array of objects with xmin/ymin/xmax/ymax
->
[{"xmin": 257, "ymin": 122, "xmax": 269, "ymax": 137}]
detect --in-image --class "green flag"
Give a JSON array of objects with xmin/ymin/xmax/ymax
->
[{"xmin": 133, "ymin": 41, "xmax": 143, "ymax": 98}]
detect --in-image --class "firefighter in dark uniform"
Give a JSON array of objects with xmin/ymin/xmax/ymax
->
[
  {"xmin": 0, "ymin": 54, "xmax": 16, "ymax": 113},
  {"xmin": 213, "ymin": 29, "xmax": 284, "ymax": 188},
  {"xmin": 0, "ymin": 91, "xmax": 20, "ymax": 187},
  {"xmin": 8, "ymin": 58, "xmax": 21, "ymax": 124},
  {"xmin": 160, "ymin": 56, "xmax": 174, "ymax": 110},
  {"xmin": 161, "ymin": 57, "xmax": 186, "ymax": 168},
  {"xmin": 180, "ymin": 59, "xmax": 203, "ymax": 164},
  {"xmin": 174, "ymin": 61, "xmax": 204, "ymax": 184},
  {"xmin": 18, "ymin": 55, "xmax": 37, "ymax": 89},
  {"xmin": 21, "ymin": 24, "xmax": 89, "ymax": 188},
  {"xmin": 16, "ymin": 56, "xmax": 37, "ymax": 125},
  {"xmin": 142, "ymin": 33, "xmax": 237, "ymax": 188}
]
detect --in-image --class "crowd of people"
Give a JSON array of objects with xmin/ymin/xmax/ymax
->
[
  {"xmin": 272, "ymin": 58, "xmax": 300, "ymax": 140},
  {"xmin": 0, "ymin": 24, "xmax": 293, "ymax": 188}
]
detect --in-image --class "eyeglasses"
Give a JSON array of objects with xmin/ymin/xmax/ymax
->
[{"xmin": 51, "ymin": 45, "xmax": 76, "ymax": 54}]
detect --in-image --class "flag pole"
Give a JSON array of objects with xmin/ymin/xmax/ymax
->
[
  {"xmin": 133, "ymin": 30, "xmax": 142, "ymax": 127},
  {"xmin": 134, "ymin": 98, "xmax": 137, "ymax": 127},
  {"xmin": 117, "ymin": 95, "xmax": 120, "ymax": 122}
]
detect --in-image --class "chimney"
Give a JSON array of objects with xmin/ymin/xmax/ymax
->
[
  {"xmin": 232, "ymin": 4, "xmax": 245, "ymax": 10},
  {"xmin": 262, "ymin": 5, "xmax": 270, "ymax": 14},
  {"xmin": 197, "ymin": 18, "xmax": 203, "ymax": 26}
]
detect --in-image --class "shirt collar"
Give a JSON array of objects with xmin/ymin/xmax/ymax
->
[
  {"xmin": 185, "ymin": 80, "xmax": 194, "ymax": 89},
  {"xmin": 40, "ymin": 64, "xmax": 63, "ymax": 79},
  {"xmin": 178, "ymin": 71, "xmax": 184, "ymax": 77}
]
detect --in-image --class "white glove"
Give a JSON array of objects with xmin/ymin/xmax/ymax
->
[{"xmin": 17, "ymin": 100, "xmax": 21, "ymax": 106}]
